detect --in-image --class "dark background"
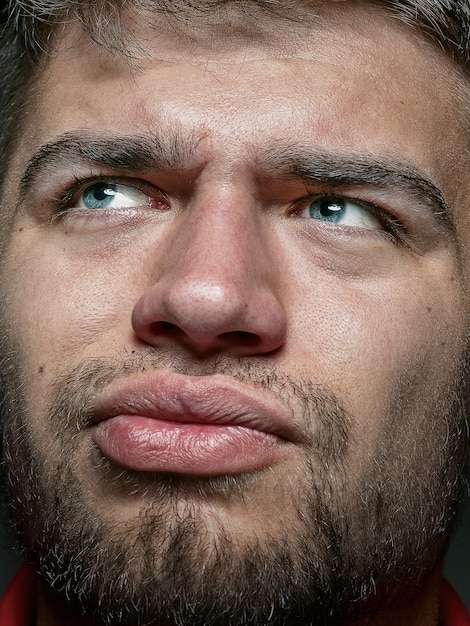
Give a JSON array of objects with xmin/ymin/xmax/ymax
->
[{"xmin": 0, "ymin": 498, "xmax": 468, "ymax": 607}]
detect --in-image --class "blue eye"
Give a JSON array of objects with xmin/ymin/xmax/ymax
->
[
  {"xmin": 302, "ymin": 197, "xmax": 382, "ymax": 230},
  {"xmin": 78, "ymin": 183, "xmax": 150, "ymax": 210}
]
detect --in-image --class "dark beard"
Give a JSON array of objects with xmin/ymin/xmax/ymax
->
[{"xmin": 1, "ymin": 352, "xmax": 469, "ymax": 626}]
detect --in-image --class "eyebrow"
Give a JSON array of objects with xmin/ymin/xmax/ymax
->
[
  {"xmin": 18, "ymin": 130, "xmax": 202, "ymax": 203},
  {"xmin": 18, "ymin": 131, "xmax": 453, "ymax": 229},
  {"xmin": 260, "ymin": 145, "xmax": 453, "ymax": 228}
]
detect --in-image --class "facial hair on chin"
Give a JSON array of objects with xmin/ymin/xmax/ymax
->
[{"xmin": 1, "ymin": 351, "xmax": 469, "ymax": 626}]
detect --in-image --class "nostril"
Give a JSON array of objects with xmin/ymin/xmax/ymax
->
[
  {"xmin": 219, "ymin": 330, "xmax": 260, "ymax": 348},
  {"xmin": 131, "ymin": 279, "xmax": 287, "ymax": 355},
  {"xmin": 152, "ymin": 321, "xmax": 177, "ymax": 331},
  {"xmin": 149, "ymin": 323, "xmax": 261, "ymax": 345},
  {"xmin": 150, "ymin": 321, "xmax": 181, "ymax": 336},
  {"xmin": 142, "ymin": 323, "xmax": 265, "ymax": 354}
]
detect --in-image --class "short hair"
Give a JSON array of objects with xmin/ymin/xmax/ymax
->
[{"xmin": 0, "ymin": 0, "xmax": 469, "ymax": 193}]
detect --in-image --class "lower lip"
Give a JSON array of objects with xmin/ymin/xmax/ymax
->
[{"xmin": 92, "ymin": 415, "xmax": 290, "ymax": 475}]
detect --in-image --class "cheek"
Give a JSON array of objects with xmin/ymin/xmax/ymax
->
[
  {"xmin": 284, "ymin": 251, "xmax": 466, "ymax": 434},
  {"xmin": 3, "ymin": 218, "xmax": 466, "ymax": 439},
  {"xmin": 0, "ymin": 233, "xmax": 148, "ymax": 395}
]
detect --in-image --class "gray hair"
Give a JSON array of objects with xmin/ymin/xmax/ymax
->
[{"xmin": 0, "ymin": 0, "xmax": 470, "ymax": 191}]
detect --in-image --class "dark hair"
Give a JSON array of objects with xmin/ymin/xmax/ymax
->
[{"xmin": 1, "ymin": 0, "xmax": 470, "ymax": 192}]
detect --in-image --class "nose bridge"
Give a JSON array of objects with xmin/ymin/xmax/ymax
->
[
  {"xmin": 170, "ymin": 186, "xmax": 262, "ymax": 290},
  {"xmin": 159, "ymin": 182, "xmax": 276, "ymax": 332},
  {"xmin": 131, "ymin": 181, "xmax": 287, "ymax": 354}
]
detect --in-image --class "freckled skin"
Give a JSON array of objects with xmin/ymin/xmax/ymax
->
[{"xmin": 1, "ymin": 3, "xmax": 470, "ymax": 626}]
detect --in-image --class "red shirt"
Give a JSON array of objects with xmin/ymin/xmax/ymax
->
[{"xmin": 0, "ymin": 565, "xmax": 468, "ymax": 625}]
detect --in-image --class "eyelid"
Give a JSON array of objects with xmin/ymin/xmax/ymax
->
[
  {"xmin": 51, "ymin": 175, "xmax": 169, "ymax": 218},
  {"xmin": 292, "ymin": 192, "xmax": 406, "ymax": 239}
]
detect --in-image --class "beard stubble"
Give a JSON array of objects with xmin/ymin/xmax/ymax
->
[{"xmin": 1, "ymin": 352, "xmax": 469, "ymax": 626}]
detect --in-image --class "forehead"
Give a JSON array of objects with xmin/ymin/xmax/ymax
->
[{"xmin": 13, "ymin": 2, "xmax": 470, "ymax": 217}]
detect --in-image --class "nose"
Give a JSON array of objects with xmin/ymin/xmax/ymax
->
[{"xmin": 131, "ymin": 189, "xmax": 287, "ymax": 357}]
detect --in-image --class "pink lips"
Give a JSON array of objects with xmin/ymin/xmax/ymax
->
[{"xmin": 91, "ymin": 371, "xmax": 298, "ymax": 476}]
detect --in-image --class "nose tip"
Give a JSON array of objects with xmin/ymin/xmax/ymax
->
[{"xmin": 131, "ymin": 274, "xmax": 287, "ymax": 357}]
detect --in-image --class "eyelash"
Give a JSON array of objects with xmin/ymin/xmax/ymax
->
[
  {"xmin": 50, "ymin": 175, "xmax": 167, "ymax": 220},
  {"xmin": 294, "ymin": 193, "xmax": 406, "ymax": 241},
  {"xmin": 49, "ymin": 175, "xmax": 407, "ymax": 244}
]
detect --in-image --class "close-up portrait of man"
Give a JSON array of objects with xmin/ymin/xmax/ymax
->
[{"xmin": 0, "ymin": 0, "xmax": 469, "ymax": 625}]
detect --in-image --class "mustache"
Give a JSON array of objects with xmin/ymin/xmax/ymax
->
[{"xmin": 46, "ymin": 350, "xmax": 353, "ymax": 465}]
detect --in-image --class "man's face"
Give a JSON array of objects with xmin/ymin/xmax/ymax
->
[{"xmin": 1, "ymin": 4, "xmax": 470, "ymax": 625}]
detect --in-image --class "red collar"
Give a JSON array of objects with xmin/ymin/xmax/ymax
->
[
  {"xmin": 0, "ymin": 565, "xmax": 36, "ymax": 626},
  {"xmin": 440, "ymin": 579, "xmax": 470, "ymax": 625}
]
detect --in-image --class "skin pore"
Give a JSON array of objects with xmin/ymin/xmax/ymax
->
[{"xmin": 1, "ymin": 3, "xmax": 470, "ymax": 625}]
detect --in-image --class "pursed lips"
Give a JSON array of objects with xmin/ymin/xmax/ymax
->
[{"xmin": 90, "ymin": 370, "xmax": 301, "ymax": 475}]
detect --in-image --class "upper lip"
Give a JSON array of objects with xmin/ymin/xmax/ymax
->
[{"xmin": 91, "ymin": 370, "xmax": 300, "ymax": 443}]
